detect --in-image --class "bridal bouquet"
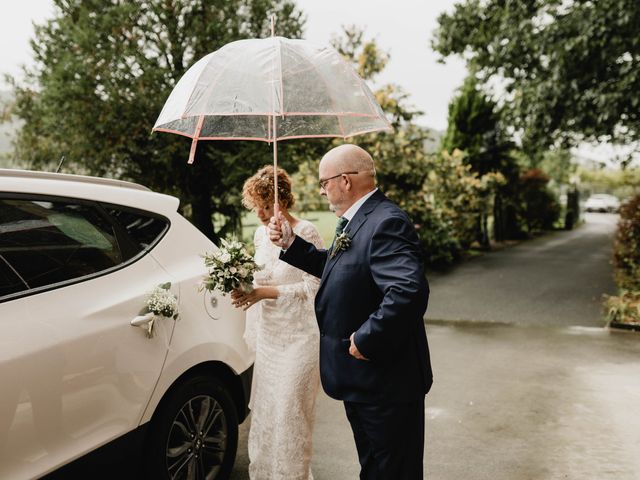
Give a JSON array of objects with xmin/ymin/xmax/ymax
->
[{"xmin": 201, "ymin": 238, "xmax": 260, "ymax": 294}]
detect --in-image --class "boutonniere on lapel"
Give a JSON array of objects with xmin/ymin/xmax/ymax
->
[{"xmin": 330, "ymin": 232, "xmax": 352, "ymax": 258}]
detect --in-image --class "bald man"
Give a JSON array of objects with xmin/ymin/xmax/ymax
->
[{"xmin": 268, "ymin": 144, "xmax": 432, "ymax": 479}]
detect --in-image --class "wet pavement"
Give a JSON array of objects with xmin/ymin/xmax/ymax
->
[
  {"xmin": 426, "ymin": 213, "xmax": 619, "ymax": 327},
  {"xmin": 230, "ymin": 213, "xmax": 640, "ymax": 479},
  {"xmin": 422, "ymin": 323, "xmax": 640, "ymax": 480}
]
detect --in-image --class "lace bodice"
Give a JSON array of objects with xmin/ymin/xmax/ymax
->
[{"xmin": 247, "ymin": 220, "xmax": 323, "ymax": 338}]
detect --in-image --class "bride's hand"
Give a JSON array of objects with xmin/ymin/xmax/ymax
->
[
  {"xmin": 231, "ymin": 288, "xmax": 260, "ymax": 311},
  {"xmin": 231, "ymin": 286, "xmax": 278, "ymax": 311}
]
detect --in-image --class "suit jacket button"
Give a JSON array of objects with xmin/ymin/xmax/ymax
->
[{"xmin": 320, "ymin": 332, "xmax": 325, "ymax": 337}]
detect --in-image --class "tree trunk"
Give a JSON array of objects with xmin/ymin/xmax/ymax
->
[
  {"xmin": 186, "ymin": 148, "xmax": 219, "ymax": 244},
  {"xmin": 493, "ymin": 194, "xmax": 505, "ymax": 242},
  {"xmin": 191, "ymin": 189, "xmax": 218, "ymax": 244}
]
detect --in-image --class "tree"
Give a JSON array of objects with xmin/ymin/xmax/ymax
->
[
  {"xmin": 318, "ymin": 27, "xmax": 511, "ymax": 265},
  {"xmin": 432, "ymin": 0, "xmax": 640, "ymax": 154},
  {"xmin": 442, "ymin": 75, "xmax": 513, "ymax": 175},
  {"xmin": 578, "ymin": 165, "xmax": 640, "ymax": 199},
  {"xmin": 292, "ymin": 26, "xmax": 433, "ymax": 214},
  {"xmin": 441, "ymin": 74, "xmax": 519, "ymax": 243},
  {"xmin": 6, "ymin": 0, "xmax": 304, "ymax": 242},
  {"xmin": 517, "ymin": 168, "xmax": 561, "ymax": 232},
  {"xmin": 539, "ymin": 148, "xmax": 576, "ymax": 186},
  {"xmin": 289, "ymin": 27, "xmax": 467, "ymax": 265}
]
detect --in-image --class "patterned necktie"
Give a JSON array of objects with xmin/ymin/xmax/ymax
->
[
  {"xmin": 331, "ymin": 216, "xmax": 348, "ymax": 252},
  {"xmin": 335, "ymin": 216, "xmax": 348, "ymax": 236}
]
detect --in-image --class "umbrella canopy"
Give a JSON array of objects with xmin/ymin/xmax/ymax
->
[{"xmin": 153, "ymin": 36, "xmax": 392, "ymax": 163}]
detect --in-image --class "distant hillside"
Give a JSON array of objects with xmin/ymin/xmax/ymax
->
[
  {"xmin": 0, "ymin": 90, "xmax": 25, "ymax": 168},
  {"xmin": 421, "ymin": 126, "xmax": 443, "ymax": 154},
  {"xmin": 0, "ymin": 90, "xmax": 19, "ymax": 157}
]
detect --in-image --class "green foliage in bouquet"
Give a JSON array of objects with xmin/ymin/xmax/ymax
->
[{"xmin": 202, "ymin": 238, "xmax": 260, "ymax": 294}]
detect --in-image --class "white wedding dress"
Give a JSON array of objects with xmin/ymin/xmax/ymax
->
[{"xmin": 244, "ymin": 220, "xmax": 323, "ymax": 480}]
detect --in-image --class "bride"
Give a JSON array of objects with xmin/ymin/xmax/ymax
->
[{"xmin": 231, "ymin": 166, "xmax": 323, "ymax": 480}]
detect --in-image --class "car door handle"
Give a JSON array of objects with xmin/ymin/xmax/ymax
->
[
  {"xmin": 131, "ymin": 312, "xmax": 155, "ymax": 327},
  {"xmin": 131, "ymin": 312, "xmax": 158, "ymax": 338}
]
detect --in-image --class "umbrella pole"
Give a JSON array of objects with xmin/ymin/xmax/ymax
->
[
  {"xmin": 270, "ymin": 16, "xmax": 280, "ymax": 219},
  {"xmin": 272, "ymin": 113, "xmax": 279, "ymax": 218}
]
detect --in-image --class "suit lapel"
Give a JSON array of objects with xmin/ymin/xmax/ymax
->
[{"xmin": 320, "ymin": 190, "xmax": 385, "ymax": 282}]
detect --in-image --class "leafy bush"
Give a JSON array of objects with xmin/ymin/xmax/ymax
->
[
  {"xmin": 604, "ymin": 291, "xmax": 640, "ymax": 326},
  {"xmin": 517, "ymin": 169, "xmax": 561, "ymax": 232},
  {"xmin": 613, "ymin": 193, "xmax": 640, "ymax": 291},
  {"xmin": 401, "ymin": 200, "xmax": 462, "ymax": 267},
  {"xmin": 604, "ymin": 193, "xmax": 640, "ymax": 327}
]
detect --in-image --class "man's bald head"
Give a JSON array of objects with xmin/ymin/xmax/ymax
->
[
  {"xmin": 320, "ymin": 144, "xmax": 376, "ymax": 190},
  {"xmin": 318, "ymin": 144, "xmax": 377, "ymax": 216},
  {"xmin": 321, "ymin": 144, "xmax": 374, "ymax": 173}
]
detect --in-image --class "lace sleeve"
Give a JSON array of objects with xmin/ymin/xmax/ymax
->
[
  {"xmin": 243, "ymin": 227, "xmax": 264, "ymax": 352},
  {"xmin": 252, "ymin": 225, "xmax": 263, "ymax": 254},
  {"xmin": 275, "ymin": 221, "xmax": 324, "ymax": 306}
]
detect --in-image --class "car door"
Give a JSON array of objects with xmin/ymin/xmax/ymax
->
[{"xmin": 0, "ymin": 196, "xmax": 177, "ymax": 479}]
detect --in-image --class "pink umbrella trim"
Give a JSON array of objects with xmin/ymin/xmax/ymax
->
[
  {"xmin": 152, "ymin": 126, "xmax": 392, "ymax": 143},
  {"xmin": 174, "ymin": 111, "xmax": 386, "ymax": 118}
]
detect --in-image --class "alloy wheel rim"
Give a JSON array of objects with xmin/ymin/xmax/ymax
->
[{"xmin": 166, "ymin": 394, "xmax": 228, "ymax": 480}]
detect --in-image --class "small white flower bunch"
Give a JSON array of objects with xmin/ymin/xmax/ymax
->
[
  {"xmin": 147, "ymin": 282, "xmax": 179, "ymax": 319},
  {"xmin": 202, "ymin": 238, "xmax": 260, "ymax": 294}
]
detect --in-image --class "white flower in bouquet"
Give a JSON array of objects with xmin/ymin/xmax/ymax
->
[
  {"xmin": 146, "ymin": 282, "xmax": 179, "ymax": 319},
  {"xmin": 202, "ymin": 238, "xmax": 261, "ymax": 294}
]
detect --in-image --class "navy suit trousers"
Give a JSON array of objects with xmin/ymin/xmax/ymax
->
[{"xmin": 344, "ymin": 397, "xmax": 425, "ymax": 480}]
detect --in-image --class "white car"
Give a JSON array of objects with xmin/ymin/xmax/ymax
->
[
  {"xmin": 0, "ymin": 169, "xmax": 253, "ymax": 480},
  {"xmin": 584, "ymin": 193, "xmax": 620, "ymax": 213}
]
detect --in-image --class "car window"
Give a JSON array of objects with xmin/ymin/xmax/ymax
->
[
  {"xmin": 0, "ymin": 198, "xmax": 122, "ymax": 293},
  {"xmin": 0, "ymin": 254, "xmax": 28, "ymax": 297},
  {"xmin": 102, "ymin": 205, "xmax": 169, "ymax": 254}
]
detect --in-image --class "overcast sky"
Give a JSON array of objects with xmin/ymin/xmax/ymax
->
[{"xmin": 0, "ymin": 0, "xmax": 466, "ymax": 132}]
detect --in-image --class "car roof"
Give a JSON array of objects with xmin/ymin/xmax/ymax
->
[
  {"xmin": 0, "ymin": 168, "xmax": 180, "ymax": 215},
  {"xmin": 0, "ymin": 168, "xmax": 150, "ymax": 191}
]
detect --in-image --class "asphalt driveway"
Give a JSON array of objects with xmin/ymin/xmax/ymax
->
[{"xmin": 426, "ymin": 213, "xmax": 619, "ymax": 327}]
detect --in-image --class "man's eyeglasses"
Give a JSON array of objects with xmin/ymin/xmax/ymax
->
[{"xmin": 318, "ymin": 171, "xmax": 359, "ymax": 190}]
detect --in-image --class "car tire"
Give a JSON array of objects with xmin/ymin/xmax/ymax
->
[{"xmin": 144, "ymin": 375, "xmax": 239, "ymax": 480}]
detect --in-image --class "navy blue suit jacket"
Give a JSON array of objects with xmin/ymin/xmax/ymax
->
[{"xmin": 281, "ymin": 190, "xmax": 432, "ymax": 403}]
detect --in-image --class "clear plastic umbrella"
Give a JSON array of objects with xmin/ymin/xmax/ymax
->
[{"xmin": 153, "ymin": 28, "xmax": 391, "ymax": 208}]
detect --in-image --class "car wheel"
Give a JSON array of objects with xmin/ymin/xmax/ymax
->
[{"xmin": 144, "ymin": 375, "xmax": 239, "ymax": 480}]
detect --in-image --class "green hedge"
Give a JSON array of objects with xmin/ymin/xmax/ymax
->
[
  {"xmin": 605, "ymin": 193, "xmax": 640, "ymax": 327},
  {"xmin": 613, "ymin": 193, "xmax": 640, "ymax": 291}
]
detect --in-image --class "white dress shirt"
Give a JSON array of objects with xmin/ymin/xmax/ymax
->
[{"xmin": 341, "ymin": 188, "xmax": 378, "ymax": 226}]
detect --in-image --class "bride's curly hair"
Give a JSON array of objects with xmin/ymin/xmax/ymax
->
[{"xmin": 242, "ymin": 165, "xmax": 295, "ymax": 210}]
